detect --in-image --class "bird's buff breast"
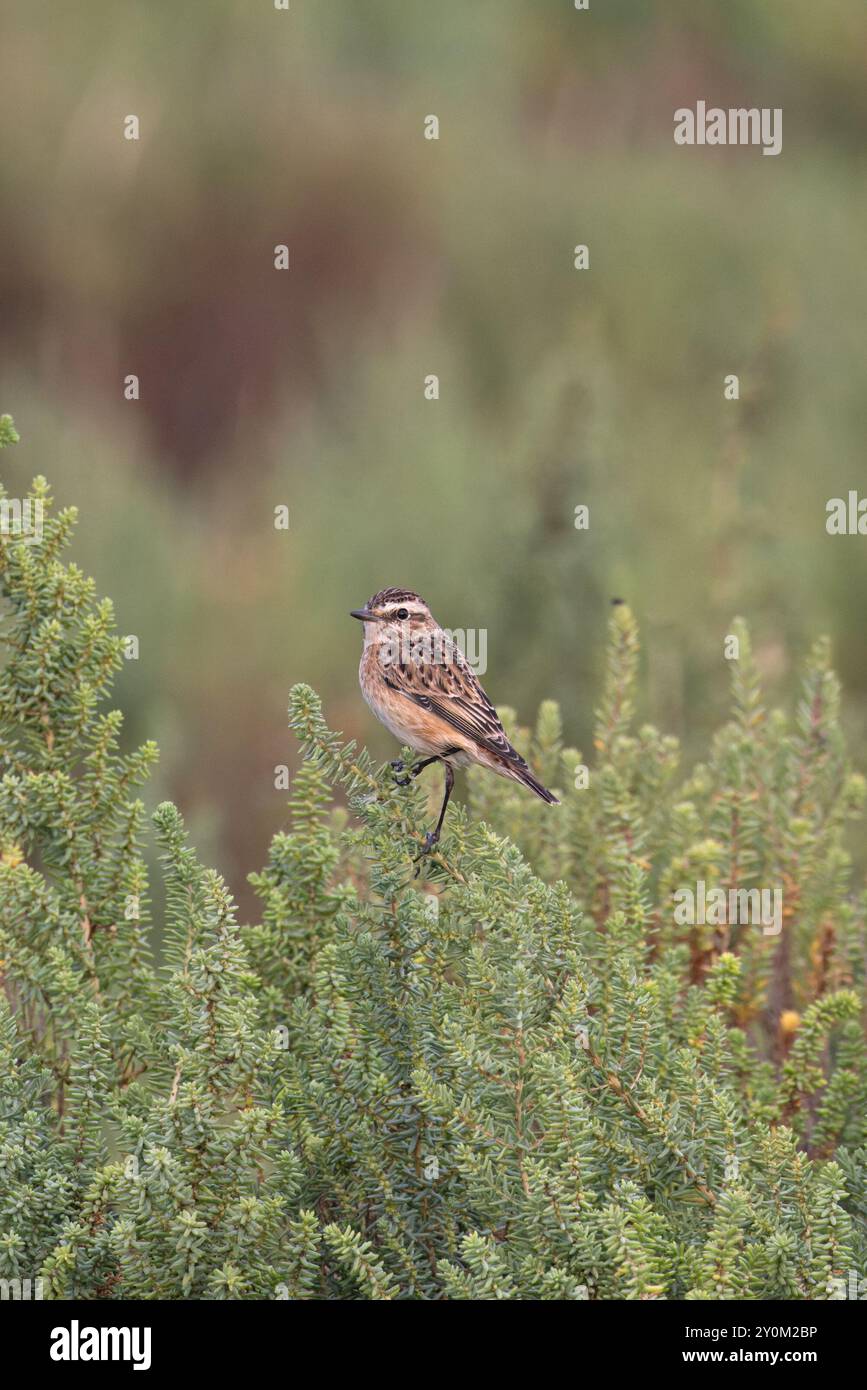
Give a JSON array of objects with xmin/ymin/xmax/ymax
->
[{"xmin": 359, "ymin": 649, "xmax": 470, "ymax": 760}]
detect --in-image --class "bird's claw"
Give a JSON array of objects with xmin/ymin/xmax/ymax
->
[
  {"xmin": 413, "ymin": 830, "xmax": 439, "ymax": 867},
  {"xmin": 413, "ymin": 832, "xmax": 438, "ymax": 877},
  {"xmin": 390, "ymin": 760, "xmax": 411, "ymax": 787}
]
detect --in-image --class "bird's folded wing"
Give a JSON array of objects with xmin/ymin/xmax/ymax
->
[{"xmin": 383, "ymin": 649, "xmax": 529, "ymax": 770}]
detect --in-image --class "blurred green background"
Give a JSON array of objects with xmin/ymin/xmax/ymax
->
[{"xmin": 2, "ymin": 1, "xmax": 866, "ymax": 913}]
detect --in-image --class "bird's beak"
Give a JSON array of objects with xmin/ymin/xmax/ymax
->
[{"xmin": 350, "ymin": 608, "xmax": 382, "ymax": 622}]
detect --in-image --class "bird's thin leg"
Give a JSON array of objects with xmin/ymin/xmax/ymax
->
[
  {"xmin": 410, "ymin": 755, "xmax": 440, "ymax": 778},
  {"xmin": 415, "ymin": 761, "xmax": 455, "ymax": 860},
  {"xmin": 432, "ymin": 761, "xmax": 455, "ymax": 841}
]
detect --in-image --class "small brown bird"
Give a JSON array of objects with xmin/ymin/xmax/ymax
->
[{"xmin": 351, "ymin": 588, "xmax": 559, "ymax": 854}]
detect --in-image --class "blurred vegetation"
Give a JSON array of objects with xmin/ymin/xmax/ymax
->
[{"xmin": 1, "ymin": 1, "xmax": 866, "ymax": 912}]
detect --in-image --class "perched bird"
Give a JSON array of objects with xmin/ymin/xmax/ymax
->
[{"xmin": 350, "ymin": 588, "xmax": 559, "ymax": 854}]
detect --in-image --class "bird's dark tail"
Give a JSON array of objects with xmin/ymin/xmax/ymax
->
[{"xmin": 513, "ymin": 765, "xmax": 560, "ymax": 805}]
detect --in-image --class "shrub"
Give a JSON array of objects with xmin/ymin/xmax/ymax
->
[{"xmin": 1, "ymin": 421, "xmax": 865, "ymax": 1298}]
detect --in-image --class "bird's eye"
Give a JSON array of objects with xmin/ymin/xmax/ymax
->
[{"xmin": 396, "ymin": 607, "xmax": 409, "ymax": 620}]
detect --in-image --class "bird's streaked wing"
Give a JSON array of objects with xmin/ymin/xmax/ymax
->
[{"xmin": 382, "ymin": 641, "xmax": 530, "ymax": 772}]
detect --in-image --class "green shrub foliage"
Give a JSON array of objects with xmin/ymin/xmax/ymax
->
[{"xmin": 1, "ymin": 426, "xmax": 865, "ymax": 1299}]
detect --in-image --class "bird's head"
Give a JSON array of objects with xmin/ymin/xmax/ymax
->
[{"xmin": 350, "ymin": 588, "xmax": 437, "ymax": 649}]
